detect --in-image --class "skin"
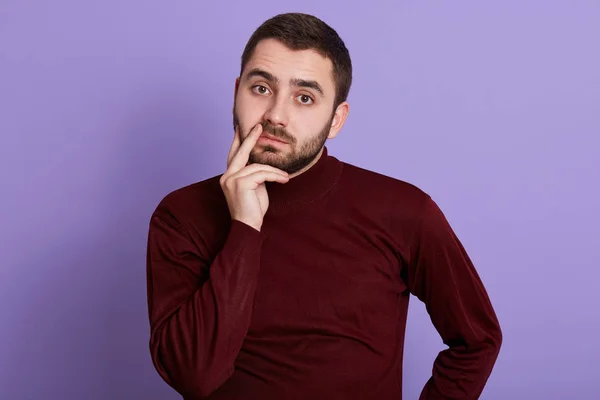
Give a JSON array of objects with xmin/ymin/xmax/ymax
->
[
  {"xmin": 221, "ymin": 123, "xmax": 289, "ymax": 231},
  {"xmin": 232, "ymin": 38, "xmax": 350, "ymax": 177},
  {"xmin": 221, "ymin": 38, "xmax": 350, "ymax": 231}
]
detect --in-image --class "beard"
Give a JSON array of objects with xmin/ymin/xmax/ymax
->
[{"xmin": 233, "ymin": 111, "xmax": 332, "ymax": 175}]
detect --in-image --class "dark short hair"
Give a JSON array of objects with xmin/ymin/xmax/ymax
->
[{"xmin": 240, "ymin": 13, "xmax": 352, "ymax": 109}]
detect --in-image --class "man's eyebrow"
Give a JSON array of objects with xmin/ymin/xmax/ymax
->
[
  {"xmin": 245, "ymin": 68, "xmax": 278, "ymax": 83},
  {"xmin": 291, "ymin": 79, "xmax": 325, "ymax": 98},
  {"xmin": 245, "ymin": 68, "xmax": 325, "ymax": 98}
]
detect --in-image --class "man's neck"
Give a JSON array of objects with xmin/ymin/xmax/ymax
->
[
  {"xmin": 288, "ymin": 147, "xmax": 324, "ymax": 179},
  {"xmin": 264, "ymin": 145, "xmax": 342, "ymax": 215}
]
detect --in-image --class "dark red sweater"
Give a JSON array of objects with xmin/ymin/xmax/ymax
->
[{"xmin": 146, "ymin": 146, "xmax": 502, "ymax": 399}]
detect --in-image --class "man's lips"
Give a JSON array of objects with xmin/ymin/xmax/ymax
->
[{"xmin": 259, "ymin": 133, "xmax": 287, "ymax": 144}]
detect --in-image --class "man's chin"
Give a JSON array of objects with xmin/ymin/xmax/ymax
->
[{"xmin": 249, "ymin": 149, "xmax": 288, "ymax": 168}]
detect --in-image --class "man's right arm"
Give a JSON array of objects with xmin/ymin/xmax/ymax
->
[{"xmin": 146, "ymin": 205, "xmax": 263, "ymax": 398}]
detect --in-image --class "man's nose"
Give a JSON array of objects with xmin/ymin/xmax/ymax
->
[{"xmin": 263, "ymin": 95, "xmax": 289, "ymax": 128}]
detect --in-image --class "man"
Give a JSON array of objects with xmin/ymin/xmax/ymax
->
[{"xmin": 146, "ymin": 12, "xmax": 502, "ymax": 400}]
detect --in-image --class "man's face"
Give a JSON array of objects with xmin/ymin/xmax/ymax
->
[{"xmin": 233, "ymin": 38, "xmax": 347, "ymax": 175}]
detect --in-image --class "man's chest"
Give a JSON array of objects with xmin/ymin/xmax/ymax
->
[{"xmin": 247, "ymin": 216, "xmax": 408, "ymax": 339}]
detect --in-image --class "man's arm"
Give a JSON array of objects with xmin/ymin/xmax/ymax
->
[
  {"xmin": 406, "ymin": 196, "xmax": 502, "ymax": 399},
  {"xmin": 146, "ymin": 204, "xmax": 263, "ymax": 398}
]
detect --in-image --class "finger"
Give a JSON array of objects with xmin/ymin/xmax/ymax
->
[
  {"xmin": 227, "ymin": 125, "xmax": 241, "ymax": 167},
  {"xmin": 228, "ymin": 123, "xmax": 263, "ymax": 172},
  {"xmin": 230, "ymin": 163, "xmax": 288, "ymax": 180},
  {"xmin": 222, "ymin": 163, "xmax": 287, "ymax": 187},
  {"xmin": 236, "ymin": 170, "xmax": 290, "ymax": 189}
]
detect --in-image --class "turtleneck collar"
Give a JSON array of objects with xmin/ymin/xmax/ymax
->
[{"xmin": 264, "ymin": 146, "xmax": 343, "ymax": 215}]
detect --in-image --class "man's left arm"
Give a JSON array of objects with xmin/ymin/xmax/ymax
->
[{"xmin": 406, "ymin": 196, "xmax": 502, "ymax": 399}]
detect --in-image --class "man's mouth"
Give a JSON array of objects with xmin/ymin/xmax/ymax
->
[{"xmin": 260, "ymin": 133, "xmax": 287, "ymax": 144}]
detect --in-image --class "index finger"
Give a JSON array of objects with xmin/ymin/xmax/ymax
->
[
  {"xmin": 228, "ymin": 123, "xmax": 263, "ymax": 172},
  {"xmin": 227, "ymin": 125, "xmax": 241, "ymax": 168}
]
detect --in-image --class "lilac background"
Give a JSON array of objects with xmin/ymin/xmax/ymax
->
[{"xmin": 1, "ymin": 1, "xmax": 598, "ymax": 399}]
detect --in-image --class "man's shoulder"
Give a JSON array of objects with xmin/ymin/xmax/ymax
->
[
  {"xmin": 152, "ymin": 174, "xmax": 226, "ymax": 221},
  {"xmin": 337, "ymin": 160, "xmax": 438, "ymax": 240},
  {"xmin": 339, "ymin": 160, "xmax": 432, "ymax": 207}
]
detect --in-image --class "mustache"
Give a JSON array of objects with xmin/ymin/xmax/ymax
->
[{"xmin": 260, "ymin": 121, "xmax": 294, "ymax": 143}]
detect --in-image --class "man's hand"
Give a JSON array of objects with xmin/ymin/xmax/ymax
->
[{"xmin": 220, "ymin": 123, "xmax": 289, "ymax": 232}]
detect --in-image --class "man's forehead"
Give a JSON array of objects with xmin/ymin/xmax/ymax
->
[{"xmin": 243, "ymin": 39, "xmax": 334, "ymax": 87}]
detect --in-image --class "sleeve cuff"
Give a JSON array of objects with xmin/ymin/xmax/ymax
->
[{"xmin": 227, "ymin": 219, "xmax": 264, "ymax": 257}]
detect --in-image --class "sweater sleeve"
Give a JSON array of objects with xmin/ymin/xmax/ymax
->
[
  {"xmin": 406, "ymin": 197, "xmax": 502, "ymax": 400},
  {"xmin": 146, "ymin": 205, "xmax": 263, "ymax": 399}
]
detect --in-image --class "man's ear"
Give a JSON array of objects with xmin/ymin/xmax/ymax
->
[
  {"xmin": 232, "ymin": 77, "xmax": 240, "ymax": 130},
  {"xmin": 232, "ymin": 77, "xmax": 240, "ymax": 114},
  {"xmin": 234, "ymin": 77, "xmax": 240, "ymax": 99},
  {"xmin": 327, "ymin": 101, "xmax": 350, "ymax": 139}
]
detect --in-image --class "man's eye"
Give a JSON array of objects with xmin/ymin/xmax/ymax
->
[
  {"xmin": 297, "ymin": 94, "xmax": 313, "ymax": 105},
  {"xmin": 253, "ymin": 85, "xmax": 270, "ymax": 95}
]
